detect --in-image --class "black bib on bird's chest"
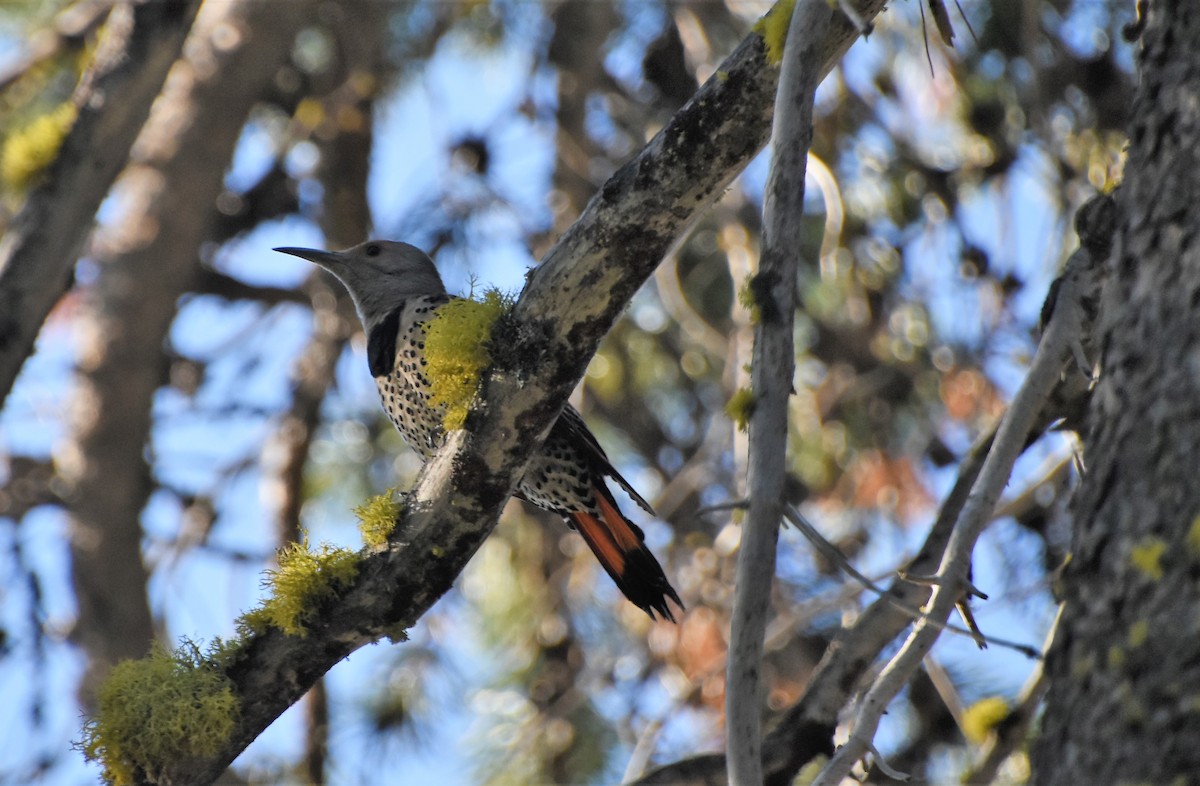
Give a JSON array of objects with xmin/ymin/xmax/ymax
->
[{"xmin": 367, "ymin": 306, "xmax": 404, "ymax": 378}]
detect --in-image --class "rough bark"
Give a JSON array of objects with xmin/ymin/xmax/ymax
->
[
  {"xmin": 0, "ymin": 0, "xmax": 202, "ymax": 411},
  {"xmin": 140, "ymin": 6, "xmax": 889, "ymax": 782},
  {"xmin": 1032, "ymin": 3, "xmax": 1200, "ymax": 782},
  {"xmin": 59, "ymin": 0, "xmax": 315, "ymax": 700}
]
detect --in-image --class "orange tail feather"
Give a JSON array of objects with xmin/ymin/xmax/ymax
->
[{"xmin": 570, "ymin": 485, "xmax": 682, "ymax": 621}]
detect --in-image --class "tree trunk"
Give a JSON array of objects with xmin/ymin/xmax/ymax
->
[
  {"xmin": 1033, "ymin": 2, "xmax": 1200, "ymax": 781},
  {"xmin": 61, "ymin": 0, "xmax": 314, "ymax": 701}
]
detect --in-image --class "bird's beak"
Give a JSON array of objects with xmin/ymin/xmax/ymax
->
[{"xmin": 274, "ymin": 246, "xmax": 342, "ymax": 270}]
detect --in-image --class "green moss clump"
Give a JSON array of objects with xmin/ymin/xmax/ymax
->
[
  {"xmin": 2, "ymin": 102, "xmax": 77, "ymax": 190},
  {"xmin": 234, "ymin": 606, "xmax": 273, "ymax": 638},
  {"xmin": 78, "ymin": 640, "xmax": 239, "ymax": 786},
  {"xmin": 423, "ymin": 289, "xmax": 515, "ymax": 430},
  {"xmin": 254, "ymin": 540, "xmax": 360, "ymax": 637},
  {"xmin": 355, "ymin": 487, "xmax": 404, "ymax": 549},
  {"xmin": 753, "ymin": 0, "xmax": 797, "ymax": 66},
  {"xmin": 725, "ymin": 387, "xmax": 757, "ymax": 432},
  {"xmin": 737, "ymin": 275, "xmax": 761, "ymax": 324},
  {"xmin": 961, "ymin": 696, "xmax": 1008, "ymax": 744}
]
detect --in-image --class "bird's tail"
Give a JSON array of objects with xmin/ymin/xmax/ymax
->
[{"xmin": 570, "ymin": 484, "xmax": 682, "ymax": 621}]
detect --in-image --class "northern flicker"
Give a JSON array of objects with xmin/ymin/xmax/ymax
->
[{"xmin": 276, "ymin": 240, "xmax": 682, "ymax": 620}]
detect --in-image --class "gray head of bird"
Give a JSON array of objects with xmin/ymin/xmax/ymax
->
[{"xmin": 275, "ymin": 240, "xmax": 447, "ymax": 330}]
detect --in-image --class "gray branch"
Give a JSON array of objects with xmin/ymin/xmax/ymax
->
[
  {"xmin": 633, "ymin": 196, "xmax": 1114, "ymax": 786},
  {"xmin": 727, "ymin": 2, "xmax": 828, "ymax": 784},
  {"xmin": 810, "ymin": 199, "xmax": 1112, "ymax": 786},
  {"xmin": 138, "ymin": 4, "xmax": 890, "ymax": 783}
]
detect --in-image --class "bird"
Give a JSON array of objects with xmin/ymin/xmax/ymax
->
[{"xmin": 275, "ymin": 240, "xmax": 683, "ymax": 621}]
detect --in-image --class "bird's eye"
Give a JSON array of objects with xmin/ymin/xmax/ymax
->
[{"xmin": 365, "ymin": 243, "xmax": 381, "ymax": 257}]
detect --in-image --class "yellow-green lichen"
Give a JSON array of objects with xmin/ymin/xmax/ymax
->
[
  {"xmin": 252, "ymin": 540, "xmax": 360, "ymax": 637},
  {"xmin": 423, "ymin": 288, "xmax": 514, "ymax": 430},
  {"xmin": 1187, "ymin": 516, "xmax": 1200, "ymax": 558},
  {"xmin": 753, "ymin": 0, "xmax": 797, "ymax": 66},
  {"xmin": 78, "ymin": 640, "xmax": 239, "ymax": 786},
  {"xmin": 716, "ymin": 70, "xmax": 729, "ymax": 83},
  {"xmin": 235, "ymin": 606, "xmax": 273, "ymax": 638},
  {"xmin": 961, "ymin": 696, "xmax": 1008, "ymax": 744},
  {"xmin": 1130, "ymin": 536, "xmax": 1167, "ymax": 581},
  {"xmin": 1070, "ymin": 650, "xmax": 1096, "ymax": 679},
  {"xmin": 207, "ymin": 635, "xmax": 249, "ymax": 671},
  {"xmin": 737, "ymin": 274, "xmax": 762, "ymax": 324},
  {"xmin": 1128, "ymin": 619, "xmax": 1149, "ymax": 649},
  {"xmin": 792, "ymin": 755, "xmax": 828, "ymax": 785},
  {"xmin": 1, "ymin": 102, "xmax": 76, "ymax": 190},
  {"xmin": 355, "ymin": 487, "xmax": 404, "ymax": 549},
  {"xmin": 1116, "ymin": 681, "xmax": 1146, "ymax": 723},
  {"xmin": 1108, "ymin": 644, "xmax": 1126, "ymax": 670},
  {"xmin": 725, "ymin": 387, "xmax": 757, "ymax": 432}
]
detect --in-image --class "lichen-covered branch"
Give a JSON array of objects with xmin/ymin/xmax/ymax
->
[{"xmin": 93, "ymin": 5, "xmax": 888, "ymax": 783}]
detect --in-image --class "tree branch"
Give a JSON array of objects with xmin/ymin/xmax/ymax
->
[
  {"xmin": 810, "ymin": 196, "xmax": 1113, "ymax": 786},
  {"xmin": 634, "ymin": 418, "xmax": 993, "ymax": 786},
  {"xmin": 142, "ymin": 5, "xmax": 889, "ymax": 782},
  {"xmin": 727, "ymin": 2, "xmax": 828, "ymax": 783},
  {"xmin": 0, "ymin": 0, "xmax": 202, "ymax": 411}
]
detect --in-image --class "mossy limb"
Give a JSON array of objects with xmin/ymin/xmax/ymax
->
[
  {"xmin": 1128, "ymin": 619, "xmax": 1149, "ymax": 649},
  {"xmin": 78, "ymin": 640, "xmax": 239, "ymax": 786},
  {"xmin": 254, "ymin": 540, "xmax": 360, "ymax": 637},
  {"xmin": 737, "ymin": 274, "xmax": 762, "ymax": 324},
  {"xmin": 423, "ymin": 288, "xmax": 515, "ymax": 430}
]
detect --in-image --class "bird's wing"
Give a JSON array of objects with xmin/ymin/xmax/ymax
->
[{"xmin": 555, "ymin": 406, "xmax": 656, "ymax": 516}]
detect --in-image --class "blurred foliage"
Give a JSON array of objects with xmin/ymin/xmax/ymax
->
[{"xmin": 0, "ymin": 0, "xmax": 1137, "ymax": 783}]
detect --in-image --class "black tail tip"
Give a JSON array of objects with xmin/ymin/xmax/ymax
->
[
  {"xmin": 618, "ymin": 550, "xmax": 684, "ymax": 622},
  {"xmin": 641, "ymin": 587, "xmax": 685, "ymax": 623}
]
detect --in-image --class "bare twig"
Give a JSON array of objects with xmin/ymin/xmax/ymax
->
[
  {"xmin": 810, "ymin": 204, "xmax": 1109, "ymax": 786},
  {"xmin": 785, "ymin": 506, "xmax": 1036, "ymax": 656},
  {"xmin": 963, "ymin": 606, "xmax": 1060, "ymax": 784},
  {"xmin": 634, "ymin": 411, "xmax": 996, "ymax": 786},
  {"xmin": 726, "ymin": 3, "xmax": 828, "ymax": 783}
]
